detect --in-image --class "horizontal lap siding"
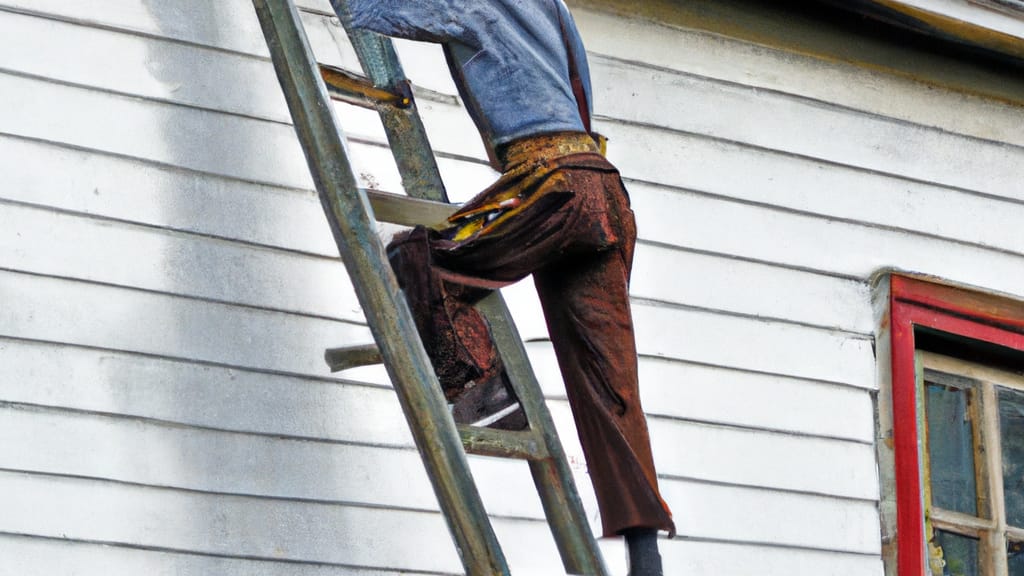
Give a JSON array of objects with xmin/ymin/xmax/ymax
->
[
  {"xmin": 0, "ymin": 532, "xmax": 885, "ymax": 576},
  {"xmin": 2, "ymin": 534, "xmax": 417, "ymax": 576},
  {"xmin": 2, "ymin": 0, "xmax": 1022, "ymax": 574}
]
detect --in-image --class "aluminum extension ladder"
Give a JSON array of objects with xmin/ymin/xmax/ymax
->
[{"xmin": 252, "ymin": 1, "xmax": 610, "ymax": 574}]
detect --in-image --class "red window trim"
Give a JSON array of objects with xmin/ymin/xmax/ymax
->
[{"xmin": 889, "ymin": 275, "xmax": 1024, "ymax": 575}]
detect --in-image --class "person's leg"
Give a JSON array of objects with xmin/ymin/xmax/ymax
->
[
  {"xmin": 387, "ymin": 226, "xmax": 498, "ymax": 398},
  {"xmin": 386, "ymin": 161, "xmax": 593, "ymax": 429},
  {"xmin": 533, "ymin": 249, "xmax": 673, "ymax": 539},
  {"xmin": 529, "ymin": 167, "xmax": 673, "ymax": 574},
  {"xmin": 387, "ymin": 227, "xmax": 526, "ymax": 429}
]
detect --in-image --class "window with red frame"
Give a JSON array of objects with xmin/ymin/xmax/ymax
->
[{"xmin": 889, "ymin": 276, "xmax": 1024, "ymax": 576}]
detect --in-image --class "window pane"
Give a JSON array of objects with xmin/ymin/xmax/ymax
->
[
  {"xmin": 1001, "ymin": 387, "xmax": 1024, "ymax": 527},
  {"xmin": 927, "ymin": 382, "xmax": 978, "ymax": 515},
  {"xmin": 933, "ymin": 530, "xmax": 979, "ymax": 576},
  {"xmin": 1009, "ymin": 540, "xmax": 1024, "ymax": 576}
]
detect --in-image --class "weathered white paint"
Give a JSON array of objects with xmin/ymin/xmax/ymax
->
[
  {"xmin": 0, "ymin": 272, "xmax": 371, "ymax": 378},
  {"xmin": 0, "ymin": 404, "xmax": 552, "ymax": 520},
  {"xmin": 530, "ymin": 343, "xmax": 877, "ymax": 441},
  {"xmin": 661, "ymin": 540, "xmax": 885, "ymax": 576},
  {"xmin": 0, "ymin": 10, "xmax": 294, "ymax": 123},
  {"xmin": 3, "ymin": 0, "xmax": 1023, "ymax": 573},
  {"xmin": 0, "ymin": 338, "xmax": 413, "ymax": 445},
  {"xmin": 574, "ymin": 7, "xmax": 1024, "ymax": 148},
  {"xmin": 594, "ymin": 60, "xmax": 1024, "ymax": 201},
  {"xmin": 0, "ymin": 470, "xmax": 562, "ymax": 574},
  {"xmin": 631, "ymin": 304, "xmax": 876, "ymax": 387},
  {"xmin": 628, "ymin": 181, "xmax": 1024, "ymax": 300},
  {"xmin": 0, "ymin": 7, "xmax": 457, "ymax": 123},
  {"xmin": 0, "ymin": 0, "xmax": 316, "ymax": 58},
  {"xmin": 1, "ymin": 336, "xmax": 873, "ymax": 444},
  {"xmin": 660, "ymin": 480, "xmax": 881, "ymax": 553},
  {"xmin": 1, "ymin": 534, "xmax": 418, "ymax": 576},
  {"xmin": 0, "ymin": 200, "xmax": 872, "ymax": 335},
  {"xmin": 647, "ymin": 419, "xmax": 879, "ymax": 500}
]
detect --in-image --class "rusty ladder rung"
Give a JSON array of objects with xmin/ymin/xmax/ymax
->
[{"xmin": 320, "ymin": 63, "xmax": 412, "ymax": 109}]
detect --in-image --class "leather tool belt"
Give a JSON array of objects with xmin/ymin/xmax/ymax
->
[{"xmin": 445, "ymin": 131, "xmax": 604, "ymax": 242}]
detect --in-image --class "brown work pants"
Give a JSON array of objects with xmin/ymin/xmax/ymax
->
[{"xmin": 387, "ymin": 149, "xmax": 674, "ymax": 538}]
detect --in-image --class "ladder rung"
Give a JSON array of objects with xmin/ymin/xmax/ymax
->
[
  {"xmin": 458, "ymin": 425, "xmax": 550, "ymax": 460},
  {"xmin": 365, "ymin": 189, "xmax": 456, "ymax": 228},
  {"xmin": 326, "ymin": 344, "xmax": 549, "ymax": 460},
  {"xmin": 325, "ymin": 343, "xmax": 382, "ymax": 372},
  {"xmin": 319, "ymin": 63, "xmax": 411, "ymax": 109}
]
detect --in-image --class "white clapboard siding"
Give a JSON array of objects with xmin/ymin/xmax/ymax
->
[
  {"xmin": 0, "ymin": 72, "xmax": 494, "ymax": 199},
  {"xmin": 629, "ymin": 244, "xmax": 874, "ymax": 332},
  {"xmin": 591, "ymin": 56, "xmax": 1024, "ymax": 201},
  {"xmin": 0, "ymin": 272, "xmax": 371, "ymax": 378},
  {"xmin": 0, "ymin": 339, "xmax": 412, "ymax": 445},
  {"xmin": 0, "ymin": 201, "xmax": 365, "ymax": 323},
  {"xmin": 0, "ymin": 470, "xmax": 572, "ymax": 575},
  {"xmin": 0, "ymin": 72, "xmax": 310, "ymax": 189},
  {"xmin": 527, "ymin": 342, "xmax": 876, "ymax": 442},
  {"xmin": 0, "ymin": 401, "xmax": 878, "ymax": 555},
  {"xmin": 0, "ymin": 337, "xmax": 872, "ymax": 447},
  {"xmin": 0, "ymin": 8, "xmax": 457, "ymax": 128},
  {"xmin": 646, "ymin": 419, "xmax": 878, "ymax": 500},
  {"xmin": 0, "ymin": 0, "xmax": 336, "ymax": 62},
  {"xmin": 884, "ymin": 0, "xmax": 1024, "ymax": 41},
  {"xmin": 0, "ymin": 404, "xmax": 550, "ymax": 521},
  {"xmin": 574, "ymin": 7, "xmax": 1024, "ymax": 149},
  {"xmin": 9, "ymin": 1, "xmax": 1024, "ymax": 188},
  {"xmin": 606, "ymin": 122, "xmax": 1024, "ymax": 257},
  {"xmin": 0, "ymin": 526, "xmax": 885, "ymax": 576},
  {"xmin": 0, "ymin": 217, "xmax": 875, "ymax": 389},
  {"xmin": 8, "ymin": 92, "xmax": 1023, "ymax": 305},
  {"xmin": 0, "ymin": 200, "xmax": 871, "ymax": 335},
  {"xmin": 0, "ymin": 399, "xmax": 871, "ymax": 520},
  {"xmin": 0, "ymin": 131, "xmax": 482, "ymax": 265},
  {"xmin": 661, "ymin": 540, "xmax": 884, "ymax": 576},
  {"xmin": 629, "ymin": 180, "xmax": 1024, "ymax": 301},
  {"xmin": 631, "ymin": 304, "xmax": 875, "ymax": 388},
  {"xmin": 0, "ymin": 534, "xmax": 419, "ymax": 576},
  {"xmin": 0, "ymin": 448, "xmax": 872, "ymax": 561},
  {"xmin": 0, "ymin": 10, "xmax": 293, "ymax": 124},
  {"xmin": 9, "ymin": 50, "xmax": 1024, "ymax": 295},
  {"xmin": 660, "ymin": 480, "xmax": 880, "ymax": 554},
  {"xmin": 0, "ymin": 136, "xmax": 338, "ymax": 256},
  {"xmin": 0, "ymin": 337, "xmax": 586, "ymax": 525}
]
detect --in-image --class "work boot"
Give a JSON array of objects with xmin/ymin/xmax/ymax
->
[
  {"xmin": 625, "ymin": 528, "xmax": 663, "ymax": 576},
  {"xmin": 450, "ymin": 372, "xmax": 527, "ymax": 430}
]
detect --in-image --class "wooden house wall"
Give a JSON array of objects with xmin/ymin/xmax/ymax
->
[{"xmin": 1, "ymin": 0, "xmax": 1022, "ymax": 574}]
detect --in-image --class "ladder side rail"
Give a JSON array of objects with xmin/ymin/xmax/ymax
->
[
  {"xmin": 331, "ymin": 0, "xmax": 449, "ymax": 203},
  {"xmin": 480, "ymin": 295, "xmax": 611, "ymax": 576},
  {"xmin": 252, "ymin": 1, "xmax": 509, "ymax": 574}
]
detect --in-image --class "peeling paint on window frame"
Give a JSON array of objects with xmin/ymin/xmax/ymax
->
[{"xmin": 882, "ymin": 275, "xmax": 1024, "ymax": 575}]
